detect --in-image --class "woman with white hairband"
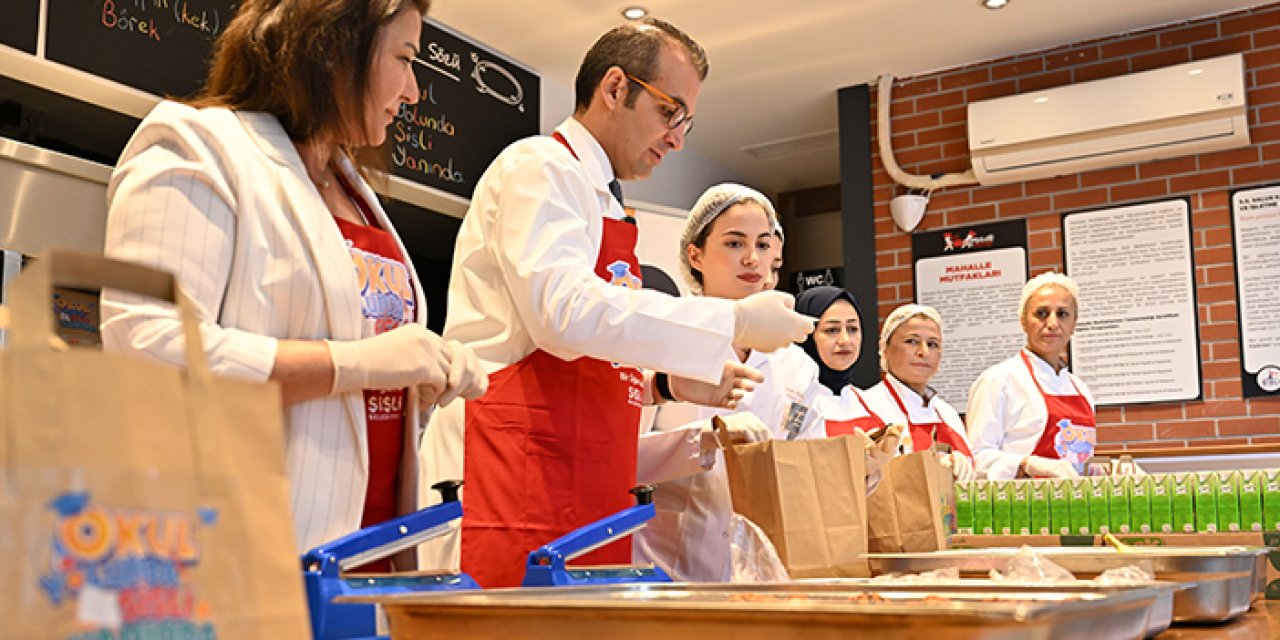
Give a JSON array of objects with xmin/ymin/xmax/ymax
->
[
  {"xmin": 966, "ymin": 272, "xmax": 1096, "ymax": 480},
  {"xmin": 861, "ymin": 304, "xmax": 976, "ymax": 482},
  {"xmin": 634, "ymin": 182, "xmax": 826, "ymax": 582}
]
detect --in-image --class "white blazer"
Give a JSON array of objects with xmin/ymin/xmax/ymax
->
[{"xmin": 102, "ymin": 101, "xmax": 428, "ymax": 553}]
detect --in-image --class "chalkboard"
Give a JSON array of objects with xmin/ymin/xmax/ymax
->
[
  {"xmin": 386, "ymin": 19, "xmax": 540, "ymax": 199},
  {"xmin": 45, "ymin": 0, "xmax": 238, "ymax": 99},
  {"xmin": 1, "ymin": 0, "xmax": 40, "ymax": 54}
]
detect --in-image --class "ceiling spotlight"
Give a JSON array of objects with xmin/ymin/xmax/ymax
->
[
  {"xmin": 981, "ymin": 0, "xmax": 1010, "ymax": 9},
  {"xmin": 621, "ymin": 6, "xmax": 649, "ymax": 20}
]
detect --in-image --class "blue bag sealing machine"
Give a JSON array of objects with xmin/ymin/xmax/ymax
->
[{"xmin": 303, "ymin": 480, "xmax": 478, "ymax": 640}]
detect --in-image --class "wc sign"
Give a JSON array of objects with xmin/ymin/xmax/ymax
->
[{"xmin": 794, "ymin": 267, "xmax": 843, "ymax": 292}]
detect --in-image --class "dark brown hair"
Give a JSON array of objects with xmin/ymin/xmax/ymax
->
[
  {"xmin": 574, "ymin": 17, "xmax": 708, "ymax": 112},
  {"xmin": 198, "ymin": 0, "xmax": 429, "ymax": 157}
]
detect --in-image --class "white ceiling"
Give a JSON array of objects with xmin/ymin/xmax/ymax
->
[{"xmin": 431, "ymin": 0, "xmax": 1267, "ymax": 194}]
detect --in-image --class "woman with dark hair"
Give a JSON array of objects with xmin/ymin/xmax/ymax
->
[
  {"xmin": 795, "ymin": 286, "xmax": 885, "ymax": 436},
  {"xmin": 101, "ymin": 0, "xmax": 486, "ymax": 563}
]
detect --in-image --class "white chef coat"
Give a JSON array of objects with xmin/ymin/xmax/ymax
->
[
  {"xmin": 633, "ymin": 344, "xmax": 825, "ymax": 582},
  {"xmin": 966, "ymin": 349, "xmax": 1095, "ymax": 480},
  {"xmin": 862, "ymin": 374, "xmax": 970, "ymax": 454},
  {"xmin": 814, "ymin": 384, "xmax": 882, "ymax": 431},
  {"xmin": 419, "ymin": 117, "xmax": 738, "ymax": 571}
]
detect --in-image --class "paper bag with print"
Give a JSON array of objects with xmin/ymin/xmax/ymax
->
[{"xmin": 0, "ymin": 251, "xmax": 309, "ymax": 639}]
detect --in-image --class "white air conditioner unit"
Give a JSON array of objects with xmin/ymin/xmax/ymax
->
[{"xmin": 967, "ymin": 53, "xmax": 1249, "ymax": 185}]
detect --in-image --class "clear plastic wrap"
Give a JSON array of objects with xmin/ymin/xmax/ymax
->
[
  {"xmin": 868, "ymin": 567, "xmax": 961, "ymax": 584},
  {"xmin": 988, "ymin": 546, "xmax": 1076, "ymax": 582},
  {"xmin": 728, "ymin": 513, "xmax": 790, "ymax": 583}
]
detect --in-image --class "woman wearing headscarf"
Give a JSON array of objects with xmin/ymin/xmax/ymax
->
[
  {"xmin": 795, "ymin": 286, "xmax": 883, "ymax": 436},
  {"xmin": 862, "ymin": 304, "xmax": 976, "ymax": 482},
  {"xmin": 633, "ymin": 183, "xmax": 826, "ymax": 582},
  {"xmin": 967, "ymin": 272, "xmax": 1094, "ymax": 480}
]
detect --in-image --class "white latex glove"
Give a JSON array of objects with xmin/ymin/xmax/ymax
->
[
  {"xmin": 327, "ymin": 324, "xmax": 450, "ymax": 395},
  {"xmin": 701, "ymin": 412, "xmax": 773, "ymax": 453},
  {"xmin": 670, "ymin": 360, "xmax": 765, "ymax": 409},
  {"xmin": 433, "ymin": 340, "xmax": 489, "ymax": 408},
  {"xmin": 856, "ymin": 424, "xmax": 904, "ymax": 478},
  {"xmin": 1023, "ymin": 455, "xmax": 1080, "ymax": 479},
  {"xmin": 731, "ymin": 291, "xmax": 816, "ymax": 352},
  {"xmin": 940, "ymin": 451, "xmax": 976, "ymax": 483}
]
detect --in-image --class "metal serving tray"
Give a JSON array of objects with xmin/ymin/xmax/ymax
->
[
  {"xmin": 347, "ymin": 582, "xmax": 1165, "ymax": 640},
  {"xmin": 867, "ymin": 546, "xmax": 1267, "ymax": 623},
  {"xmin": 796, "ymin": 579, "xmax": 1179, "ymax": 637}
]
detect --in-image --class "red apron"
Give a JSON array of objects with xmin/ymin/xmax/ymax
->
[
  {"xmin": 825, "ymin": 387, "xmax": 885, "ymax": 437},
  {"xmin": 460, "ymin": 133, "xmax": 645, "ymax": 588},
  {"xmin": 883, "ymin": 374, "xmax": 973, "ymax": 459},
  {"xmin": 1022, "ymin": 352, "xmax": 1097, "ymax": 475}
]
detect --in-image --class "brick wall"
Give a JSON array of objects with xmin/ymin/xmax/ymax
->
[{"xmin": 871, "ymin": 3, "xmax": 1280, "ymax": 450}]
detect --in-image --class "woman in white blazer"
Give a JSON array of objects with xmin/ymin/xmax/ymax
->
[
  {"xmin": 100, "ymin": 0, "xmax": 486, "ymax": 562},
  {"xmin": 633, "ymin": 184, "xmax": 826, "ymax": 582}
]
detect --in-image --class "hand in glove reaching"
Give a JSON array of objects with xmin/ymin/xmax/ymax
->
[
  {"xmin": 1022, "ymin": 455, "xmax": 1080, "ymax": 479},
  {"xmin": 938, "ymin": 450, "xmax": 977, "ymax": 482},
  {"xmin": 669, "ymin": 360, "xmax": 765, "ymax": 409},
  {"xmin": 702, "ymin": 413, "xmax": 773, "ymax": 453}
]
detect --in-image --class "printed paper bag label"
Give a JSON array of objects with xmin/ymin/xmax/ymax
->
[{"xmin": 39, "ymin": 492, "xmax": 218, "ymax": 640}]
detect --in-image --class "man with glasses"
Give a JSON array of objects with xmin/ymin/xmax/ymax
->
[{"xmin": 420, "ymin": 17, "xmax": 814, "ymax": 587}]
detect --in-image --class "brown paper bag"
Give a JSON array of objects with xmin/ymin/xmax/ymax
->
[
  {"xmin": 866, "ymin": 451, "xmax": 958, "ymax": 553},
  {"xmin": 721, "ymin": 432, "xmax": 869, "ymax": 578},
  {"xmin": 0, "ymin": 251, "xmax": 309, "ymax": 639}
]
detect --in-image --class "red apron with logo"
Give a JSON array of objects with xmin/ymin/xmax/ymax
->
[
  {"xmin": 1022, "ymin": 352, "xmax": 1097, "ymax": 474},
  {"xmin": 884, "ymin": 375, "xmax": 973, "ymax": 459},
  {"xmin": 460, "ymin": 134, "xmax": 645, "ymax": 588},
  {"xmin": 825, "ymin": 387, "xmax": 885, "ymax": 437}
]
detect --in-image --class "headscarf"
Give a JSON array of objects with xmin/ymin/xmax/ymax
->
[
  {"xmin": 795, "ymin": 286, "xmax": 861, "ymax": 394},
  {"xmin": 878, "ymin": 304, "xmax": 944, "ymax": 372},
  {"xmin": 679, "ymin": 183, "xmax": 778, "ymax": 294}
]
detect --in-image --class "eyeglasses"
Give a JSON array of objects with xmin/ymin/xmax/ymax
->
[{"xmin": 625, "ymin": 73, "xmax": 694, "ymax": 136}]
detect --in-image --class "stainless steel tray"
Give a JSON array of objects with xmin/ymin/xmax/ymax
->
[
  {"xmin": 867, "ymin": 546, "xmax": 1267, "ymax": 623},
  {"xmin": 795, "ymin": 579, "xmax": 1179, "ymax": 637},
  {"xmin": 348, "ymin": 582, "xmax": 1166, "ymax": 640}
]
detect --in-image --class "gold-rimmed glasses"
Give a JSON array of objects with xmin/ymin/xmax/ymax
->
[{"xmin": 625, "ymin": 72, "xmax": 694, "ymax": 136}]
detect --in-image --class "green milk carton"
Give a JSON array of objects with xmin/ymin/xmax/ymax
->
[
  {"xmin": 1088, "ymin": 476, "xmax": 1110, "ymax": 534},
  {"xmin": 1109, "ymin": 476, "xmax": 1131, "ymax": 534},
  {"xmin": 1263, "ymin": 469, "xmax": 1280, "ymax": 531},
  {"xmin": 1050, "ymin": 478, "xmax": 1073, "ymax": 535},
  {"xmin": 955, "ymin": 480, "xmax": 975, "ymax": 535},
  {"xmin": 973, "ymin": 479, "xmax": 994, "ymax": 535},
  {"xmin": 1069, "ymin": 477, "xmax": 1092, "ymax": 535},
  {"xmin": 1240, "ymin": 469, "xmax": 1264, "ymax": 532},
  {"xmin": 1129, "ymin": 474, "xmax": 1153, "ymax": 533},
  {"xmin": 1151, "ymin": 473, "xmax": 1175, "ymax": 533},
  {"xmin": 992, "ymin": 480, "xmax": 1013, "ymax": 535},
  {"xmin": 1193, "ymin": 472, "xmax": 1219, "ymax": 533},
  {"xmin": 1170, "ymin": 472, "xmax": 1196, "ymax": 533},
  {"xmin": 1011, "ymin": 480, "xmax": 1032, "ymax": 535},
  {"xmin": 1030, "ymin": 479, "xmax": 1051, "ymax": 535},
  {"xmin": 1216, "ymin": 470, "xmax": 1242, "ymax": 532}
]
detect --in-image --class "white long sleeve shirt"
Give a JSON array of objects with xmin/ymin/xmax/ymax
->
[
  {"xmin": 966, "ymin": 349, "xmax": 1095, "ymax": 480},
  {"xmin": 633, "ymin": 345, "xmax": 825, "ymax": 582},
  {"xmin": 419, "ymin": 117, "xmax": 738, "ymax": 571}
]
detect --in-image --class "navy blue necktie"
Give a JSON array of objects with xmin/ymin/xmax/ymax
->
[{"xmin": 607, "ymin": 179, "xmax": 625, "ymax": 206}]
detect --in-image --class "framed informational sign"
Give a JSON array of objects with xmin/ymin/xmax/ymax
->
[
  {"xmin": 912, "ymin": 219, "xmax": 1028, "ymax": 409},
  {"xmin": 1231, "ymin": 183, "xmax": 1280, "ymax": 397},
  {"xmin": 1064, "ymin": 198, "xmax": 1201, "ymax": 406}
]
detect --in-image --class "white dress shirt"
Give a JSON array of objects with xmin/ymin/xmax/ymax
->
[
  {"xmin": 418, "ymin": 117, "xmax": 738, "ymax": 571},
  {"xmin": 966, "ymin": 349, "xmax": 1095, "ymax": 480}
]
